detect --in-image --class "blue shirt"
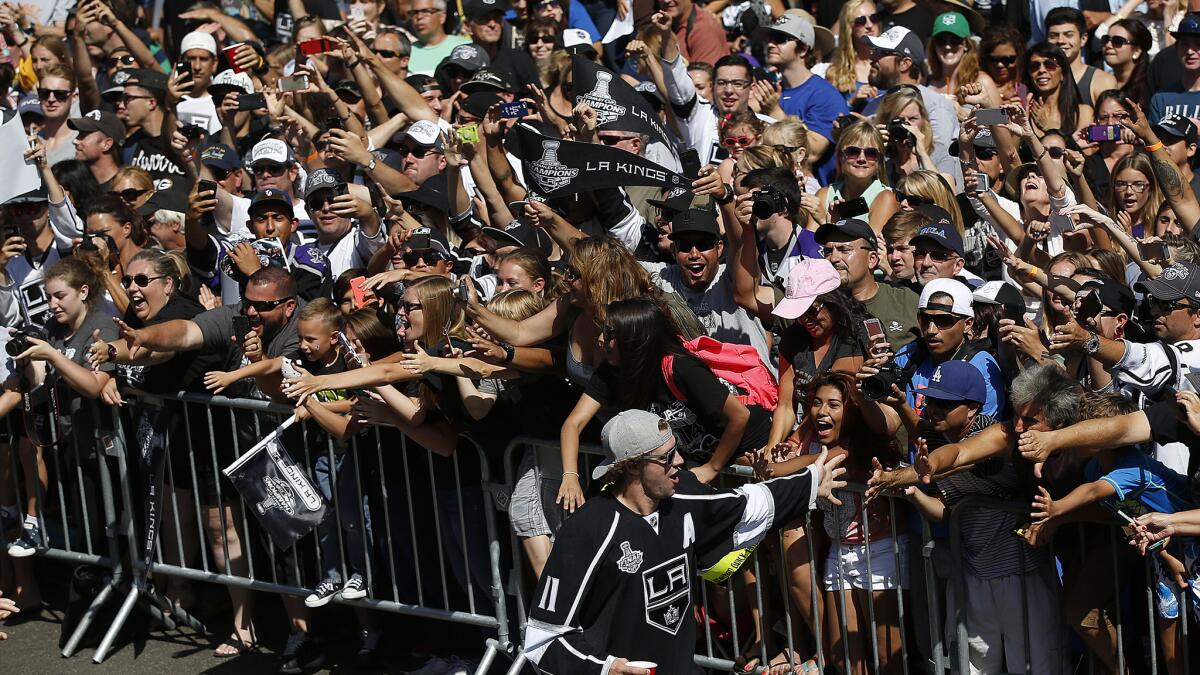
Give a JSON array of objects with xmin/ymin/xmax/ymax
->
[
  {"xmin": 894, "ymin": 343, "xmax": 1006, "ymax": 421},
  {"xmin": 780, "ymin": 74, "xmax": 849, "ymax": 185},
  {"xmin": 506, "ymin": 0, "xmax": 602, "ymax": 42},
  {"xmin": 1084, "ymin": 450, "xmax": 1193, "ymax": 517},
  {"xmin": 1149, "ymin": 87, "xmax": 1200, "ymax": 124}
]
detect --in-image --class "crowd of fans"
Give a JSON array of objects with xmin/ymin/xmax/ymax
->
[{"xmin": 1, "ymin": 0, "xmax": 1200, "ymax": 673}]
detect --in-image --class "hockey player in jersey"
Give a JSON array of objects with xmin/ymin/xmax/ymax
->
[
  {"xmin": 1048, "ymin": 260, "xmax": 1200, "ymax": 475},
  {"xmin": 523, "ymin": 409, "xmax": 847, "ymax": 675}
]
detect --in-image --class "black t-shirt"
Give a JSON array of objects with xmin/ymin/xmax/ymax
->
[
  {"xmin": 273, "ymin": 0, "xmax": 342, "ymax": 42},
  {"xmin": 121, "ymin": 294, "xmax": 221, "ymax": 394},
  {"xmin": 1149, "ymin": 44, "xmax": 1182, "ymax": 96},
  {"xmin": 488, "ymin": 46, "xmax": 541, "ymax": 91},
  {"xmin": 1144, "ymin": 400, "xmax": 1200, "ymax": 483},
  {"xmin": 779, "ymin": 325, "xmax": 868, "ymax": 412},
  {"xmin": 884, "ymin": 4, "xmax": 935, "ymax": 44},
  {"xmin": 121, "ymin": 130, "xmax": 189, "ymax": 204},
  {"xmin": 585, "ymin": 353, "xmax": 771, "ymax": 465},
  {"xmin": 41, "ymin": 307, "xmax": 119, "ymax": 444}
]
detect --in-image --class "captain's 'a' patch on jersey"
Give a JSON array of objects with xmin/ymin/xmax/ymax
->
[{"xmin": 642, "ymin": 553, "xmax": 690, "ymax": 635}]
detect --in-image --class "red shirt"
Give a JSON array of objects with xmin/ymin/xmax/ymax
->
[{"xmin": 674, "ymin": 5, "xmax": 729, "ymax": 67}]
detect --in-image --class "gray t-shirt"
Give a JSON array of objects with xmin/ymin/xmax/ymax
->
[
  {"xmin": 640, "ymin": 262, "xmax": 774, "ymax": 375},
  {"xmin": 193, "ymin": 303, "xmax": 301, "ymax": 397}
]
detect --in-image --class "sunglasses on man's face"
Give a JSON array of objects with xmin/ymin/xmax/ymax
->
[
  {"xmin": 915, "ymin": 246, "xmax": 958, "ymax": 262},
  {"xmin": 244, "ymin": 297, "xmax": 293, "ymax": 313},
  {"xmin": 975, "ymin": 147, "xmax": 998, "ymax": 160},
  {"xmin": 376, "ymin": 49, "xmax": 406, "ymax": 59},
  {"xmin": 402, "ymin": 249, "xmax": 446, "ymax": 266},
  {"xmin": 37, "ymin": 88, "xmax": 71, "ymax": 102},
  {"xmin": 252, "ymin": 162, "xmax": 289, "ymax": 177},
  {"xmin": 106, "ymin": 54, "xmax": 136, "ymax": 69},
  {"xmin": 918, "ymin": 312, "xmax": 963, "ymax": 329},
  {"xmin": 642, "ymin": 446, "xmax": 679, "ymax": 467},
  {"xmin": 673, "ymin": 235, "xmax": 719, "ymax": 252}
]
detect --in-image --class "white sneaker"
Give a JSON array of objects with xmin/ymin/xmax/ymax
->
[{"xmin": 406, "ymin": 656, "xmax": 452, "ymax": 675}]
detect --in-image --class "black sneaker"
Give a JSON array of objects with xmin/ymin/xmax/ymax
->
[
  {"xmin": 304, "ymin": 578, "xmax": 339, "ymax": 608},
  {"xmin": 341, "ymin": 573, "xmax": 367, "ymax": 600},
  {"xmin": 277, "ymin": 631, "xmax": 324, "ymax": 675},
  {"xmin": 7, "ymin": 523, "xmax": 43, "ymax": 558}
]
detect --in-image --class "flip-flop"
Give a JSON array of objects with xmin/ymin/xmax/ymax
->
[{"xmin": 213, "ymin": 634, "xmax": 257, "ymax": 658}]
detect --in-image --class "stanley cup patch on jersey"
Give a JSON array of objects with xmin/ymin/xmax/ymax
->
[
  {"xmin": 642, "ymin": 553, "xmax": 690, "ymax": 635},
  {"xmin": 616, "ymin": 541, "xmax": 643, "ymax": 573}
]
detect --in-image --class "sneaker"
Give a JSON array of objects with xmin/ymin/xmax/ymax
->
[
  {"xmin": 406, "ymin": 656, "xmax": 453, "ymax": 675},
  {"xmin": 277, "ymin": 631, "xmax": 325, "ymax": 675},
  {"xmin": 304, "ymin": 578, "xmax": 339, "ymax": 608},
  {"xmin": 6, "ymin": 523, "xmax": 43, "ymax": 558},
  {"xmin": 355, "ymin": 626, "xmax": 383, "ymax": 668},
  {"xmin": 442, "ymin": 656, "xmax": 472, "ymax": 675},
  {"xmin": 1156, "ymin": 580, "xmax": 1180, "ymax": 620},
  {"xmin": 341, "ymin": 573, "xmax": 367, "ymax": 600}
]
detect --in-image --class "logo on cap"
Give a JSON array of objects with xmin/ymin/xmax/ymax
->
[
  {"xmin": 941, "ymin": 14, "xmax": 956, "ymax": 25},
  {"xmin": 451, "ymin": 45, "xmax": 478, "ymax": 61},
  {"xmin": 86, "ymin": 110, "xmax": 102, "ymax": 121},
  {"xmin": 931, "ymin": 366, "xmax": 943, "ymax": 383},
  {"xmin": 1163, "ymin": 263, "xmax": 1191, "ymax": 281}
]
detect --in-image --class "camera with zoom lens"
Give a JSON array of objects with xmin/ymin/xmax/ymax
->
[
  {"xmin": 6, "ymin": 326, "xmax": 47, "ymax": 357},
  {"xmin": 861, "ymin": 360, "xmax": 907, "ymax": 401},
  {"xmin": 752, "ymin": 185, "xmax": 790, "ymax": 220},
  {"xmin": 888, "ymin": 119, "xmax": 912, "ymax": 145}
]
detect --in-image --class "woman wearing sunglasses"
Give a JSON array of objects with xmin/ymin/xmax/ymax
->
[
  {"xmin": 1022, "ymin": 43, "xmax": 1092, "ymax": 136},
  {"xmin": 893, "ymin": 170, "xmax": 964, "ymax": 233},
  {"xmin": 824, "ymin": 0, "xmax": 881, "ymax": 104},
  {"xmin": 979, "ymin": 26, "xmax": 1025, "ymax": 105},
  {"xmin": 817, "ymin": 120, "xmax": 898, "ymax": 235},
  {"xmin": 108, "ymin": 166, "xmax": 156, "ymax": 211},
  {"xmin": 523, "ymin": 17, "xmax": 560, "ymax": 86},
  {"xmin": 926, "ymin": 13, "xmax": 1000, "ymax": 112},
  {"xmin": 1100, "ymin": 19, "xmax": 1153, "ymax": 106}
]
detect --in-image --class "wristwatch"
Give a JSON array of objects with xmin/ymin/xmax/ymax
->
[
  {"xmin": 1083, "ymin": 331, "xmax": 1100, "ymax": 355},
  {"xmin": 365, "ymin": 157, "xmax": 377, "ymax": 173},
  {"xmin": 716, "ymin": 183, "xmax": 735, "ymax": 205},
  {"xmin": 499, "ymin": 341, "xmax": 516, "ymax": 363}
]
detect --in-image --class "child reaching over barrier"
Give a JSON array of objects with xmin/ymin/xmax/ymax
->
[{"xmin": 1028, "ymin": 401, "xmax": 1199, "ymax": 675}]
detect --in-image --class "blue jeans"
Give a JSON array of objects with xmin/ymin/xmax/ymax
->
[{"xmin": 313, "ymin": 450, "xmax": 371, "ymax": 583}]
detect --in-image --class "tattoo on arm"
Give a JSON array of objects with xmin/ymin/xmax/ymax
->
[{"xmin": 1152, "ymin": 154, "xmax": 1184, "ymax": 198}]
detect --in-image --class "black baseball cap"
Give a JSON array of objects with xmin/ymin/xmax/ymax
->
[
  {"xmin": 200, "ymin": 143, "xmax": 241, "ymax": 172},
  {"xmin": 1154, "ymin": 114, "xmax": 1199, "ymax": 145},
  {"xmin": 1135, "ymin": 262, "xmax": 1200, "ymax": 303},
  {"xmin": 68, "ymin": 110, "xmax": 126, "ymax": 143},
  {"xmin": 461, "ymin": 68, "xmax": 519, "ymax": 94},
  {"xmin": 815, "ymin": 218, "xmax": 877, "ymax": 248},
  {"xmin": 483, "ymin": 220, "xmax": 553, "ymax": 257},
  {"xmin": 669, "ymin": 207, "xmax": 720, "ymax": 239},
  {"xmin": 647, "ymin": 188, "xmax": 696, "ymax": 213}
]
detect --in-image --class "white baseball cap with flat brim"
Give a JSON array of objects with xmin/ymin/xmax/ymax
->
[{"xmin": 593, "ymin": 410, "xmax": 674, "ymax": 481}]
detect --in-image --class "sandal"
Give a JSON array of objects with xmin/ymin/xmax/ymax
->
[
  {"xmin": 766, "ymin": 648, "xmax": 812, "ymax": 674},
  {"xmin": 213, "ymin": 634, "xmax": 257, "ymax": 658}
]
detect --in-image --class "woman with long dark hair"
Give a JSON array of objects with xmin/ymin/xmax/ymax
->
[
  {"xmin": 980, "ymin": 26, "xmax": 1025, "ymax": 104},
  {"xmin": 559, "ymin": 297, "xmax": 772, "ymax": 490},
  {"xmin": 758, "ymin": 372, "xmax": 906, "ymax": 675},
  {"xmin": 1023, "ymin": 43, "xmax": 1092, "ymax": 135},
  {"xmin": 1101, "ymin": 18, "xmax": 1153, "ymax": 105}
]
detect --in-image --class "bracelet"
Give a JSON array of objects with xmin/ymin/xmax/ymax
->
[
  {"xmin": 562, "ymin": 471, "xmax": 579, "ymax": 478},
  {"xmin": 1145, "ymin": 141, "xmax": 1164, "ymax": 153},
  {"xmin": 348, "ymin": 60, "xmax": 362, "ymax": 69},
  {"xmin": 499, "ymin": 340, "xmax": 515, "ymax": 363}
]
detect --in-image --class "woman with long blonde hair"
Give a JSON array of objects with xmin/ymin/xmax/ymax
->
[
  {"xmin": 824, "ymin": 0, "xmax": 881, "ymax": 105},
  {"xmin": 817, "ymin": 120, "xmax": 898, "ymax": 235},
  {"xmin": 1106, "ymin": 152, "xmax": 1163, "ymax": 239},
  {"xmin": 894, "ymin": 171, "xmax": 965, "ymax": 235},
  {"xmin": 763, "ymin": 118, "xmax": 819, "ymax": 194},
  {"xmin": 927, "ymin": 12, "xmax": 1000, "ymax": 110},
  {"xmin": 875, "ymin": 88, "xmax": 954, "ymax": 188}
]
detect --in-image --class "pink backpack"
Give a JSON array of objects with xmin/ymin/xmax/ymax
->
[{"xmin": 660, "ymin": 336, "xmax": 779, "ymax": 411}]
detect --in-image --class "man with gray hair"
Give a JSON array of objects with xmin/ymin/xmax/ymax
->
[
  {"xmin": 407, "ymin": 0, "xmax": 471, "ymax": 76},
  {"xmin": 524, "ymin": 409, "xmax": 845, "ymax": 675}
]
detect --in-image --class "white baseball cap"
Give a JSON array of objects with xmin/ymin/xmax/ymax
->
[
  {"xmin": 180, "ymin": 31, "xmax": 218, "ymax": 57},
  {"xmin": 919, "ymin": 278, "xmax": 974, "ymax": 317}
]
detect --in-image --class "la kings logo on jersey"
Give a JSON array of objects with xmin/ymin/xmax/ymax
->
[
  {"xmin": 529, "ymin": 140, "xmax": 578, "ymax": 192},
  {"xmin": 578, "ymin": 71, "xmax": 626, "ymax": 124},
  {"xmin": 642, "ymin": 553, "xmax": 690, "ymax": 635}
]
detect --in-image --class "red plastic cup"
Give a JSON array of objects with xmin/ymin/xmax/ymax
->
[{"xmin": 627, "ymin": 661, "xmax": 657, "ymax": 675}]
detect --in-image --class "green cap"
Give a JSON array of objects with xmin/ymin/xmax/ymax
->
[{"xmin": 932, "ymin": 12, "xmax": 970, "ymax": 40}]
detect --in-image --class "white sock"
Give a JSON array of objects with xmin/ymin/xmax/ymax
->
[{"xmin": 23, "ymin": 513, "xmax": 38, "ymax": 528}]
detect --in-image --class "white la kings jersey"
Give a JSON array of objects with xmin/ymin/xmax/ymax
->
[{"xmin": 1114, "ymin": 338, "xmax": 1200, "ymax": 474}]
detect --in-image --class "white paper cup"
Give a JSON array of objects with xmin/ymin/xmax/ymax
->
[{"xmin": 626, "ymin": 661, "xmax": 657, "ymax": 675}]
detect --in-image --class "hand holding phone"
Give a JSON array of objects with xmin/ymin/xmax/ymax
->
[
  {"xmin": 1138, "ymin": 240, "xmax": 1168, "ymax": 262},
  {"xmin": 197, "ymin": 179, "xmax": 218, "ymax": 195},
  {"xmin": 975, "ymin": 108, "xmax": 1009, "ymax": 126},
  {"xmin": 499, "ymin": 101, "xmax": 530, "ymax": 119},
  {"xmin": 232, "ymin": 315, "xmax": 252, "ymax": 349}
]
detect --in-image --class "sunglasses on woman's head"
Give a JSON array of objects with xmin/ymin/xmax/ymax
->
[
  {"xmin": 986, "ymin": 55, "xmax": 1018, "ymax": 66},
  {"xmin": 531, "ymin": 35, "xmax": 555, "ymax": 45},
  {"xmin": 894, "ymin": 191, "xmax": 927, "ymax": 207},
  {"xmin": 842, "ymin": 145, "xmax": 880, "ymax": 160},
  {"xmin": 1101, "ymin": 34, "xmax": 1131, "ymax": 48},
  {"xmin": 121, "ymin": 274, "xmax": 164, "ymax": 288},
  {"xmin": 852, "ymin": 13, "xmax": 880, "ymax": 27},
  {"xmin": 723, "ymin": 135, "xmax": 755, "ymax": 148},
  {"xmin": 935, "ymin": 34, "xmax": 965, "ymax": 47},
  {"xmin": 1029, "ymin": 57, "xmax": 1060, "ymax": 72}
]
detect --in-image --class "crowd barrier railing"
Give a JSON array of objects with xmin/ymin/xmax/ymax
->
[{"xmin": 5, "ymin": 394, "xmax": 1199, "ymax": 675}]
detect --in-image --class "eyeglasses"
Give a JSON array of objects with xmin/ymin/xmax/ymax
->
[
  {"xmin": 801, "ymin": 301, "xmax": 825, "ymax": 320},
  {"xmin": 935, "ymin": 34, "xmax": 965, "ymax": 48},
  {"xmin": 1101, "ymin": 34, "xmax": 1131, "ymax": 48},
  {"xmin": 723, "ymin": 135, "xmax": 755, "ymax": 148},
  {"xmin": 252, "ymin": 162, "xmax": 289, "ymax": 177},
  {"xmin": 407, "ymin": 7, "xmax": 440, "ymax": 17},
  {"xmin": 110, "ymin": 187, "xmax": 149, "ymax": 202},
  {"xmin": 821, "ymin": 244, "xmax": 871, "ymax": 257},
  {"xmin": 1149, "ymin": 297, "xmax": 1196, "ymax": 314},
  {"xmin": 918, "ymin": 312, "xmax": 963, "ymax": 329},
  {"xmin": 915, "ymin": 246, "xmax": 959, "ymax": 262},
  {"xmin": 715, "ymin": 78, "xmax": 751, "ymax": 90},
  {"xmin": 852, "ymin": 13, "xmax": 880, "ymax": 26},
  {"xmin": 120, "ymin": 93, "xmax": 154, "ymax": 104},
  {"xmin": 894, "ymin": 191, "xmax": 928, "ymax": 207},
  {"xmin": 1114, "ymin": 180, "xmax": 1150, "ymax": 193},
  {"xmin": 1044, "ymin": 146, "xmax": 1066, "ymax": 159},
  {"xmin": 37, "ymin": 88, "xmax": 72, "ymax": 102},
  {"xmin": 565, "ymin": 267, "xmax": 581, "ymax": 282},
  {"xmin": 1096, "ymin": 112, "xmax": 1132, "ymax": 124},
  {"xmin": 842, "ymin": 145, "xmax": 881, "ymax": 161},
  {"xmin": 976, "ymin": 147, "xmax": 998, "ymax": 160},
  {"xmin": 530, "ymin": 35, "xmax": 555, "ymax": 45},
  {"xmin": 121, "ymin": 274, "xmax": 165, "ymax": 288},
  {"xmin": 314, "ymin": 139, "xmax": 332, "ymax": 151},
  {"xmin": 1029, "ymin": 57, "xmax": 1060, "ymax": 72},
  {"xmin": 674, "ymin": 235, "xmax": 719, "ymax": 252},
  {"xmin": 986, "ymin": 54, "xmax": 1018, "ymax": 66},
  {"xmin": 106, "ymin": 54, "xmax": 136, "ymax": 69},
  {"xmin": 401, "ymin": 301, "xmax": 423, "ymax": 313},
  {"xmin": 599, "ymin": 134, "xmax": 635, "ymax": 146},
  {"xmin": 642, "ymin": 446, "xmax": 679, "ymax": 467},
  {"xmin": 402, "ymin": 249, "xmax": 447, "ymax": 266},
  {"xmin": 376, "ymin": 49, "xmax": 406, "ymax": 59},
  {"xmin": 244, "ymin": 297, "xmax": 293, "ymax": 313},
  {"xmin": 336, "ymin": 90, "xmax": 363, "ymax": 103}
]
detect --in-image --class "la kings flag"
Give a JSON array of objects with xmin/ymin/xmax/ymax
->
[
  {"xmin": 223, "ymin": 415, "xmax": 325, "ymax": 549},
  {"xmin": 505, "ymin": 124, "xmax": 690, "ymax": 197},
  {"xmin": 572, "ymin": 55, "xmax": 676, "ymax": 160}
]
